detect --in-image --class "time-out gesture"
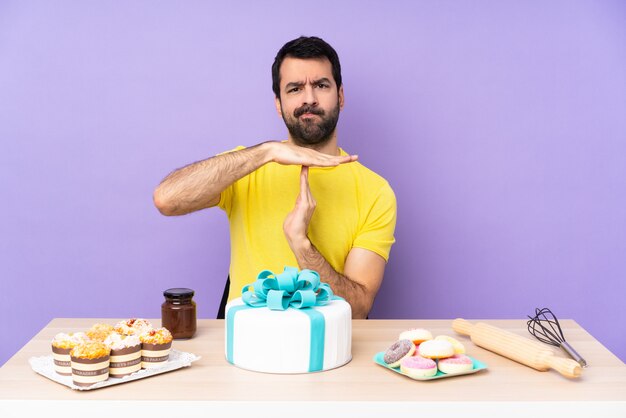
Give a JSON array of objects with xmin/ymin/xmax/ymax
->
[{"xmin": 153, "ymin": 141, "xmax": 357, "ymax": 216}]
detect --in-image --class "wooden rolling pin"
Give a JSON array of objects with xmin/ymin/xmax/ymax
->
[{"xmin": 453, "ymin": 318, "xmax": 582, "ymax": 378}]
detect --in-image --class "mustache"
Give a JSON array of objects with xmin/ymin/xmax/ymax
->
[{"xmin": 294, "ymin": 104, "xmax": 325, "ymax": 118}]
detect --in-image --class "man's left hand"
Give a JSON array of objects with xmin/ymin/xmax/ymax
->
[{"xmin": 283, "ymin": 166, "xmax": 315, "ymax": 251}]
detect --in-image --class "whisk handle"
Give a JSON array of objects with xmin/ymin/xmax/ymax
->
[{"xmin": 561, "ymin": 341, "xmax": 588, "ymax": 368}]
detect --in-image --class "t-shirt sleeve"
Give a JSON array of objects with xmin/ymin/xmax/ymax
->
[
  {"xmin": 353, "ymin": 183, "xmax": 397, "ymax": 262},
  {"xmin": 217, "ymin": 145, "xmax": 247, "ymax": 216}
]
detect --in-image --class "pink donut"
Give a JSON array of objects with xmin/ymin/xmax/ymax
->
[
  {"xmin": 437, "ymin": 354, "xmax": 474, "ymax": 374},
  {"xmin": 400, "ymin": 356, "xmax": 437, "ymax": 378},
  {"xmin": 383, "ymin": 339, "xmax": 415, "ymax": 368}
]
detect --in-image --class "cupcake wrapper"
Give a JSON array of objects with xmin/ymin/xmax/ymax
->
[
  {"xmin": 141, "ymin": 341, "xmax": 171, "ymax": 369},
  {"xmin": 51, "ymin": 346, "xmax": 71, "ymax": 375},
  {"xmin": 71, "ymin": 355, "xmax": 110, "ymax": 387},
  {"xmin": 109, "ymin": 345, "xmax": 142, "ymax": 377}
]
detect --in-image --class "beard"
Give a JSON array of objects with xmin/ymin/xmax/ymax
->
[{"xmin": 281, "ymin": 100, "xmax": 340, "ymax": 147}]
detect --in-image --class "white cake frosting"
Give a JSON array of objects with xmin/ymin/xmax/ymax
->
[
  {"xmin": 104, "ymin": 333, "xmax": 141, "ymax": 350},
  {"xmin": 225, "ymin": 297, "xmax": 352, "ymax": 374}
]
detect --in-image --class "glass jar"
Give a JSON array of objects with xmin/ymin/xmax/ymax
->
[{"xmin": 161, "ymin": 288, "xmax": 197, "ymax": 339}]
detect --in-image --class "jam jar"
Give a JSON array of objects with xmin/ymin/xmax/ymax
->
[{"xmin": 161, "ymin": 288, "xmax": 197, "ymax": 339}]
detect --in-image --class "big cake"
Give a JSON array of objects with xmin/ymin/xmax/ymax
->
[{"xmin": 225, "ymin": 267, "xmax": 352, "ymax": 374}]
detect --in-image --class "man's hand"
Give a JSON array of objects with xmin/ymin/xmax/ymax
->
[
  {"xmin": 283, "ymin": 166, "xmax": 315, "ymax": 251},
  {"xmin": 154, "ymin": 141, "xmax": 357, "ymax": 216},
  {"xmin": 282, "ymin": 165, "xmax": 386, "ymax": 318},
  {"xmin": 269, "ymin": 141, "xmax": 357, "ymax": 167}
]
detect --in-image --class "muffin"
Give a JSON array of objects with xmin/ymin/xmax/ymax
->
[
  {"xmin": 140, "ymin": 328, "xmax": 173, "ymax": 369},
  {"xmin": 104, "ymin": 333, "xmax": 142, "ymax": 377},
  {"xmin": 70, "ymin": 341, "xmax": 111, "ymax": 387},
  {"xmin": 51, "ymin": 332, "xmax": 89, "ymax": 375},
  {"xmin": 114, "ymin": 318, "xmax": 153, "ymax": 336},
  {"xmin": 86, "ymin": 323, "xmax": 115, "ymax": 342}
]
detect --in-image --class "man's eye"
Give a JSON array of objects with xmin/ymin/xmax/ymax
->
[
  {"xmin": 288, "ymin": 87, "xmax": 300, "ymax": 93},
  {"xmin": 317, "ymin": 83, "xmax": 329, "ymax": 89}
]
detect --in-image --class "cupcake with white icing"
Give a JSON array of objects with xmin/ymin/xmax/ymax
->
[
  {"xmin": 114, "ymin": 318, "xmax": 153, "ymax": 336},
  {"xmin": 104, "ymin": 333, "xmax": 142, "ymax": 377}
]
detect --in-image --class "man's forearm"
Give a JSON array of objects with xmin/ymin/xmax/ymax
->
[
  {"xmin": 293, "ymin": 240, "xmax": 371, "ymax": 319},
  {"xmin": 154, "ymin": 142, "xmax": 273, "ymax": 216}
]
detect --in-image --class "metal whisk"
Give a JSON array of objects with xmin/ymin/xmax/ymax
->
[{"xmin": 527, "ymin": 307, "xmax": 587, "ymax": 368}]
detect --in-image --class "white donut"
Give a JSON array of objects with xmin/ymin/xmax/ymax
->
[
  {"xmin": 418, "ymin": 339, "xmax": 455, "ymax": 359},
  {"xmin": 434, "ymin": 335, "xmax": 466, "ymax": 354},
  {"xmin": 399, "ymin": 328, "xmax": 433, "ymax": 344}
]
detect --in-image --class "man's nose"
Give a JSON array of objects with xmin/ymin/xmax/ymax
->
[{"xmin": 302, "ymin": 85, "xmax": 318, "ymax": 106}]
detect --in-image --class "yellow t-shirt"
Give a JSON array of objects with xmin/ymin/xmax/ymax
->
[{"xmin": 218, "ymin": 146, "xmax": 397, "ymax": 301}]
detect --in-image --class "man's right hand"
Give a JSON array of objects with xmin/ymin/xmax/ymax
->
[{"xmin": 267, "ymin": 141, "xmax": 358, "ymax": 167}]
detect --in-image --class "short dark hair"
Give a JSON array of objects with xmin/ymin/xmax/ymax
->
[{"xmin": 272, "ymin": 36, "xmax": 342, "ymax": 99}]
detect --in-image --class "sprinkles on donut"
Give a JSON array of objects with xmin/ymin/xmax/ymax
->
[{"xmin": 383, "ymin": 339, "xmax": 416, "ymax": 368}]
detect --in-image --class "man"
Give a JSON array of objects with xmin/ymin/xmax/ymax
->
[{"xmin": 153, "ymin": 36, "xmax": 396, "ymax": 319}]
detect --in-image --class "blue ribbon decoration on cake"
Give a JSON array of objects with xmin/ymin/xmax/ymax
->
[
  {"xmin": 241, "ymin": 266, "xmax": 334, "ymax": 310},
  {"xmin": 226, "ymin": 266, "xmax": 339, "ymax": 372}
]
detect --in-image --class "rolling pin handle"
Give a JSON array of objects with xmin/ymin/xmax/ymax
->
[
  {"xmin": 452, "ymin": 318, "xmax": 474, "ymax": 336},
  {"xmin": 545, "ymin": 355, "xmax": 582, "ymax": 378}
]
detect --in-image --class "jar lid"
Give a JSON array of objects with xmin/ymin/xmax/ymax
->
[{"xmin": 164, "ymin": 288, "xmax": 195, "ymax": 298}]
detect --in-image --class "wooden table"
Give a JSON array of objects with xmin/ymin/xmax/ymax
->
[{"xmin": 1, "ymin": 318, "xmax": 625, "ymax": 417}]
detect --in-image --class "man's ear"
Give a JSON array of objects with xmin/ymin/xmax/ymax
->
[
  {"xmin": 274, "ymin": 96, "xmax": 283, "ymax": 117},
  {"xmin": 338, "ymin": 85, "xmax": 345, "ymax": 110}
]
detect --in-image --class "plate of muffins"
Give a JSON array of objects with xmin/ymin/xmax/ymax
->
[
  {"xmin": 374, "ymin": 328, "xmax": 487, "ymax": 380},
  {"xmin": 29, "ymin": 318, "xmax": 200, "ymax": 390}
]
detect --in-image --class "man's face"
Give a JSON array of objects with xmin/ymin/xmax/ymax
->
[{"xmin": 275, "ymin": 57, "xmax": 344, "ymax": 147}]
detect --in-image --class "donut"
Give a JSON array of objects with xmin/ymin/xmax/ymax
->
[
  {"xmin": 434, "ymin": 335, "xmax": 466, "ymax": 354},
  {"xmin": 411, "ymin": 343, "xmax": 421, "ymax": 356},
  {"xmin": 383, "ymin": 339, "xmax": 416, "ymax": 368},
  {"xmin": 418, "ymin": 339, "xmax": 455, "ymax": 359},
  {"xmin": 399, "ymin": 328, "xmax": 433, "ymax": 345},
  {"xmin": 400, "ymin": 355, "xmax": 437, "ymax": 378},
  {"xmin": 437, "ymin": 354, "xmax": 474, "ymax": 374}
]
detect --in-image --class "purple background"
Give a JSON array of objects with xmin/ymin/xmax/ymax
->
[{"xmin": 1, "ymin": 1, "xmax": 625, "ymax": 366}]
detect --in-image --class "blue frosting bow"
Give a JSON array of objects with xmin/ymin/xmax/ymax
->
[{"xmin": 241, "ymin": 266, "xmax": 334, "ymax": 310}]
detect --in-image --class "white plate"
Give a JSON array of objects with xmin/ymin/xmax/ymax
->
[{"xmin": 29, "ymin": 349, "xmax": 201, "ymax": 391}]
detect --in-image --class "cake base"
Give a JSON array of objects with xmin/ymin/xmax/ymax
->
[
  {"xmin": 225, "ymin": 297, "xmax": 352, "ymax": 374},
  {"xmin": 229, "ymin": 356, "xmax": 352, "ymax": 375}
]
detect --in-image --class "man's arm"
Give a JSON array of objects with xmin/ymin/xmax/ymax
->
[
  {"xmin": 283, "ymin": 166, "xmax": 387, "ymax": 318},
  {"xmin": 153, "ymin": 141, "xmax": 357, "ymax": 216},
  {"xmin": 293, "ymin": 243, "xmax": 386, "ymax": 319}
]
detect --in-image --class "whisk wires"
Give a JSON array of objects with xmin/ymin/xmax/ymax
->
[
  {"xmin": 527, "ymin": 307, "xmax": 565, "ymax": 347},
  {"xmin": 526, "ymin": 307, "xmax": 588, "ymax": 368}
]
